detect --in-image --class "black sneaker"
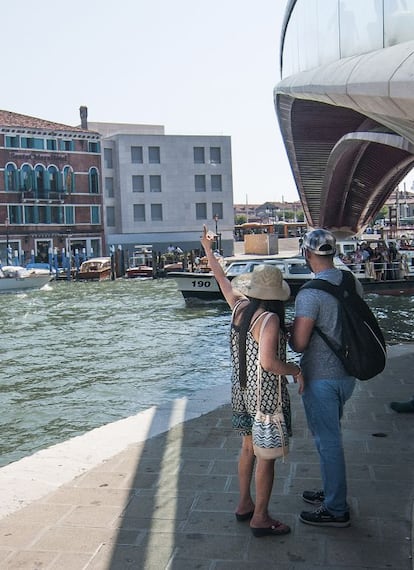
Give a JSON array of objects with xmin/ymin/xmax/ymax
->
[
  {"xmin": 302, "ymin": 490, "xmax": 325, "ymax": 505},
  {"xmin": 299, "ymin": 505, "xmax": 350, "ymax": 528}
]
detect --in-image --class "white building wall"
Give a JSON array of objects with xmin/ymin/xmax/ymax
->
[{"xmin": 99, "ymin": 127, "xmax": 234, "ymax": 255}]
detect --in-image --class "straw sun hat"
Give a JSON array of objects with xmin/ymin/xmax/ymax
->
[{"xmin": 232, "ymin": 264, "xmax": 291, "ymax": 301}]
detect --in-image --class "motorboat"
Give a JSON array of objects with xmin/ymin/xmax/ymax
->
[
  {"xmin": 168, "ymin": 255, "xmax": 414, "ymax": 304},
  {"xmin": 77, "ymin": 257, "xmax": 112, "ymax": 281},
  {"xmin": 168, "ymin": 257, "xmax": 312, "ymax": 304},
  {"xmin": 125, "ymin": 245, "xmax": 154, "ymax": 278},
  {"xmin": 0, "ymin": 265, "xmax": 53, "ymax": 293},
  {"xmin": 126, "ymin": 245, "xmax": 185, "ymax": 278}
]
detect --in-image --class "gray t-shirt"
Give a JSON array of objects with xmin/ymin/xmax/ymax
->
[{"xmin": 294, "ymin": 268, "xmax": 352, "ymax": 381}]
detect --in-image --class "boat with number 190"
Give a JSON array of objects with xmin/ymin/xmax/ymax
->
[{"xmin": 168, "ymin": 254, "xmax": 414, "ymax": 304}]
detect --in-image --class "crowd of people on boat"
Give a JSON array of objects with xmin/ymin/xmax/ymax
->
[{"xmin": 338, "ymin": 240, "xmax": 410, "ymax": 281}]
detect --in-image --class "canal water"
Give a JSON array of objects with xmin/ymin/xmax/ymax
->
[{"xmin": 0, "ymin": 278, "xmax": 412, "ymax": 468}]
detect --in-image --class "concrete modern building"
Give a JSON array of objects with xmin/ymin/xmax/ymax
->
[
  {"xmin": 88, "ymin": 121, "xmax": 234, "ymax": 257},
  {"xmin": 0, "ymin": 109, "xmax": 104, "ymax": 264},
  {"xmin": 274, "ymin": 0, "xmax": 414, "ymax": 238}
]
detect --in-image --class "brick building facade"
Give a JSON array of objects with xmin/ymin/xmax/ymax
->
[{"xmin": 0, "ymin": 109, "xmax": 104, "ymax": 265}]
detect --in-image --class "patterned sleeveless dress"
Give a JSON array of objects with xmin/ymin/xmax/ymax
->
[{"xmin": 230, "ymin": 302, "xmax": 292, "ymax": 437}]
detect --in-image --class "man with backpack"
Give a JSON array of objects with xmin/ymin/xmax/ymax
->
[{"xmin": 289, "ymin": 228, "xmax": 361, "ymax": 528}]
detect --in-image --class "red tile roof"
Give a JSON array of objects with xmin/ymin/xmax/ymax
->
[{"xmin": 0, "ymin": 110, "xmax": 95, "ymax": 134}]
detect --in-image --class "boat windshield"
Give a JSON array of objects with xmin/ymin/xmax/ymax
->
[{"xmin": 287, "ymin": 262, "xmax": 311, "ymax": 274}]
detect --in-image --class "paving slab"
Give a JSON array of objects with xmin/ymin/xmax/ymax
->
[{"xmin": 0, "ymin": 343, "xmax": 413, "ymax": 569}]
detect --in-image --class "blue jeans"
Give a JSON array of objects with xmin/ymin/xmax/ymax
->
[{"xmin": 302, "ymin": 377, "xmax": 356, "ymax": 516}]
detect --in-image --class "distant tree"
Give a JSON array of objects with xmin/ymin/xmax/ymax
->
[
  {"xmin": 374, "ymin": 206, "xmax": 388, "ymax": 223},
  {"xmin": 284, "ymin": 210, "xmax": 295, "ymax": 220},
  {"xmin": 283, "ymin": 210, "xmax": 304, "ymax": 221},
  {"xmin": 235, "ymin": 214, "xmax": 247, "ymax": 225}
]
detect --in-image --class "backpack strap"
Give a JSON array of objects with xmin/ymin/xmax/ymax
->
[
  {"xmin": 299, "ymin": 271, "xmax": 353, "ymax": 357},
  {"xmin": 300, "ymin": 270, "xmax": 356, "ymax": 301}
]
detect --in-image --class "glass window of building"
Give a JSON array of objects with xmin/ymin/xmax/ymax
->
[
  {"xmin": 317, "ymin": 0, "xmax": 340, "ymax": 67},
  {"xmin": 21, "ymin": 165, "xmax": 33, "ymax": 191},
  {"xmin": 150, "ymin": 175, "xmax": 161, "ymax": 192},
  {"xmin": 25, "ymin": 206, "xmax": 35, "ymax": 224},
  {"xmin": 21, "ymin": 137, "xmax": 44, "ymax": 149},
  {"xmin": 193, "ymin": 147, "xmax": 205, "ymax": 164},
  {"xmin": 9, "ymin": 205, "xmax": 22, "ymax": 224},
  {"xmin": 21, "ymin": 137, "xmax": 32, "ymax": 149},
  {"xmin": 38, "ymin": 206, "xmax": 47, "ymax": 224},
  {"xmin": 48, "ymin": 166, "xmax": 59, "ymax": 191},
  {"xmin": 133, "ymin": 204, "xmax": 146, "ymax": 222},
  {"xmin": 89, "ymin": 168, "xmax": 99, "ymax": 194},
  {"xmin": 90, "ymin": 239, "xmax": 100, "ymax": 257},
  {"xmin": 34, "ymin": 165, "xmax": 46, "ymax": 193},
  {"xmin": 5, "ymin": 135, "xmax": 19, "ymax": 148},
  {"xmin": 384, "ymin": 0, "xmax": 414, "ymax": 46},
  {"xmin": 63, "ymin": 167, "xmax": 74, "ymax": 193},
  {"xmin": 151, "ymin": 203, "xmax": 163, "ymax": 221},
  {"xmin": 104, "ymin": 148, "xmax": 113, "ymax": 169},
  {"xmin": 5, "ymin": 164, "xmax": 18, "ymax": 191},
  {"xmin": 91, "ymin": 206, "xmax": 100, "ymax": 224},
  {"xmin": 106, "ymin": 206, "xmax": 115, "ymax": 226},
  {"xmin": 46, "ymin": 139, "xmax": 57, "ymax": 150},
  {"xmin": 195, "ymin": 174, "xmax": 206, "ymax": 192},
  {"xmin": 60, "ymin": 139, "xmax": 74, "ymax": 151},
  {"xmin": 131, "ymin": 146, "xmax": 143, "ymax": 163},
  {"xmin": 196, "ymin": 202, "xmax": 207, "ymax": 220},
  {"xmin": 89, "ymin": 141, "xmax": 101, "ymax": 153},
  {"xmin": 212, "ymin": 202, "xmax": 223, "ymax": 219},
  {"xmin": 339, "ymin": 0, "xmax": 383, "ymax": 58},
  {"xmin": 149, "ymin": 146, "xmax": 161, "ymax": 164},
  {"xmin": 282, "ymin": 0, "xmax": 340, "ymax": 77},
  {"xmin": 65, "ymin": 206, "xmax": 74, "ymax": 224},
  {"xmin": 211, "ymin": 174, "xmax": 222, "ymax": 192},
  {"xmin": 210, "ymin": 147, "xmax": 221, "ymax": 164},
  {"xmin": 132, "ymin": 175, "xmax": 144, "ymax": 192},
  {"xmin": 51, "ymin": 206, "xmax": 64, "ymax": 224},
  {"xmin": 105, "ymin": 177, "xmax": 114, "ymax": 198}
]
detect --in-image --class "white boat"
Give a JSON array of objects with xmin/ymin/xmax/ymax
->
[
  {"xmin": 168, "ymin": 257, "xmax": 313, "ymax": 304},
  {"xmin": 0, "ymin": 266, "xmax": 53, "ymax": 293},
  {"xmin": 168, "ymin": 254, "xmax": 414, "ymax": 304}
]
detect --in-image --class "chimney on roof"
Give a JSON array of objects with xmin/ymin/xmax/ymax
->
[{"xmin": 79, "ymin": 106, "xmax": 88, "ymax": 130}]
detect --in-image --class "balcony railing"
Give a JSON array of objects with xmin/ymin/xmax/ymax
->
[{"xmin": 19, "ymin": 189, "xmax": 67, "ymax": 203}]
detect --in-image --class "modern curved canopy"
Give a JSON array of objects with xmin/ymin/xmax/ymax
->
[{"xmin": 275, "ymin": 17, "xmax": 414, "ymax": 237}]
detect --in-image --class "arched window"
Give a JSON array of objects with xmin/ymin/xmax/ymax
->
[
  {"xmin": 63, "ymin": 166, "xmax": 74, "ymax": 193},
  {"xmin": 5, "ymin": 163, "xmax": 18, "ymax": 191},
  {"xmin": 20, "ymin": 164, "xmax": 33, "ymax": 192},
  {"xmin": 48, "ymin": 165, "xmax": 59, "ymax": 192},
  {"xmin": 89, "ymin": 167, "xmax": 99, "ymax": 194},
  {"xmin": 34, "ymin": 164, "xmax": 46, "ymax": 197}
]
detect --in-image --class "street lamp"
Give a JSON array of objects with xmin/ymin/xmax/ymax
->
[
  {"xmin": 213, "ymin": 214, "xmax": 219, "ymax": 236},
  {"xmin": 213, "ymin": 214, "xmax": 222, "ymax": 254},
  {"xmin": 5, "ymin": 217, "xmax": 10, "ymax": 264}
]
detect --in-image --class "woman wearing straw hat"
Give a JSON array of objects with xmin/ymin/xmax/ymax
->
[{"xmin": 201, "ymin": 226, "xmax": 304, "ymax": 537}]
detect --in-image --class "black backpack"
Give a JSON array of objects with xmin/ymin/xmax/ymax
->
[{"xmin": 301, "ymin": 270, "xmax": 387, "ymax": 380}]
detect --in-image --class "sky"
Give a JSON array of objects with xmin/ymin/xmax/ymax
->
[{"xmin": 1, "ymin": 0, "xmax": 299, "ymax": 205}]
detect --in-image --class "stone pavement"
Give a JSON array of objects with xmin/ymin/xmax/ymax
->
[{"xmin": 0, "ymin": 344, "xmax": 413, "ymax": 569}]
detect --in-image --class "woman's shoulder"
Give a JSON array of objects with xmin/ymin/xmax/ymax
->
[{"xmin": 250, "ymin": 310, "xmax": 279, "ymax": 333}]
